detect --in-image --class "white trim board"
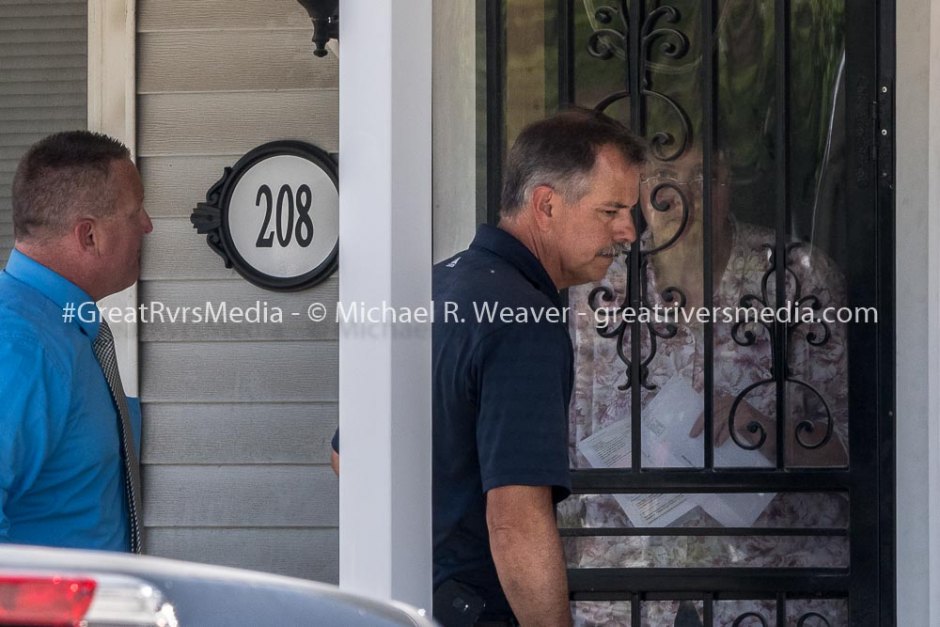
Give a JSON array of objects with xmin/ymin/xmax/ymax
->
[
  {"xmin": 88, "ymin": 0, "xmax": 139, "ymax": 396},
  {"xmin": 895, "ymin": 0, "xmax": 940, "ymax": 623}
]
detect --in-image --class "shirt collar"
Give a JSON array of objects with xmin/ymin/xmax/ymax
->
[
  {"xmin": 469, "ymin": 224, "xmax": 563, "ymax": 307},
  {"xmin": 4, "ymin": 249, "xmax": 100, "ymax": 339}
]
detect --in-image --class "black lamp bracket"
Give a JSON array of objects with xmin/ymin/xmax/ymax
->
[{"xmin": 296, "ymin": 0, "xmax": 339, "ymax": 58}]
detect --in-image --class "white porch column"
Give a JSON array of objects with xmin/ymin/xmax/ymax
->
[
  {"xmin": 337, "ymin": 0, "xmax": 433, "ymax": 613},
  {"xmin": 896, "ymin": 0, "xmax": 940, "ymax": 623}
]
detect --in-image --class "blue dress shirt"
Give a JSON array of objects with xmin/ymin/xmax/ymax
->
[{"xmin": 0, "ymin": 249, "xmax": 140, "ymax": 551}]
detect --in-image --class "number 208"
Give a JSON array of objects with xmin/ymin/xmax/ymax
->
[{"xmin": 255, "ymin": 184, "xmax": 314, "ymax": 248}]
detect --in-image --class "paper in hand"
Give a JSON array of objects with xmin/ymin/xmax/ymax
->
[{"xmin": 576, "ymin": 376, "xmax": 776, "ymax": 528}]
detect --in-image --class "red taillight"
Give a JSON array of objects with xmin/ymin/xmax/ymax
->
[{"xmin": 0, "ymin": 576, "xmax": 96, "ymax": 627}]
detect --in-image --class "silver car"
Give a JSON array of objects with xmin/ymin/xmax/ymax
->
[{"xmin": 0, "ymin": 544, "xmax": 436, "ymax": 626}]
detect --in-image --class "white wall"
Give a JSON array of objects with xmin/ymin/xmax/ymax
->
[
  {"xmin": 895, "ymin": 0, "xmax": 940, "ymax": 623},
  {"xmin": 432, "ymin": 0, "xmax": 479, "ymax": 261}
]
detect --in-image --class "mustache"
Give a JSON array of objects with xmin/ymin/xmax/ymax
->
[{"xmin": 597, "ymin": 243, "xmax": 630, "ymax": 257}]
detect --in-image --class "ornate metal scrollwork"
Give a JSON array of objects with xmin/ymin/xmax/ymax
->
[
  {"xmin": 594, "ymin": 89, "xmax": 631, "ymax": 112},
  {"xmin": 643, "ymin": 91, "xmax": 692, "ymax": 161},
  {"xmin": 588, "ymin": 280, "xmax": 656, "ymax": 391},
  {"xmin": 587, "ymin": 2, "xmax": 691, "ymax": 160},
  {"xmin": 642, "ymin": 6, "xmax": 689, "ymax": 60},
  {"xmin": 586, "ymin": 183, "xmax": 691, "ymax": 391},
  {"xmin": 190, "ymin": 169, "xmax": 232, "ymax": 266},
  {"xmin": 640, "ymin": 6, "xmax": 692, "ymax": 160},
  {"xmin": 587, "ymin": 0, "xmax": 628, "ymax": 61},
  {"xmin": 795, "ymin": 612, "xmax": 831, "ymax": 627},
  {"xmin": 728, "ymin": 243, "xmax": 835, "ymax": 452},
  {"xmin": 583, "ymin": 3, "xmax": 696, "ymax": 388},
  {"xmin": 643, "ymin": 181, "xmax": 692, "ymax": 254},
  {"xmin": 585, "ymin": 4, "xmax": 834, "ymax": 451},
  {"xmin": 730, "ymin": 612, "xmax": 769, "ymax": 627}
]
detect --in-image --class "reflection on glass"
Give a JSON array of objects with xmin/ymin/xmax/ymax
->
[
  {"xmin": 640, "ymin": 601, "xmax": 704, "ymax": 627},
  {"xmin": 783, "ymin": 0, "xmax": 849, "ymax": 468},
  {"xmin": 572, "ymin": 146, "xmax": 850, "ymax": 471},
  {"xmin": 563, "ymin": 534, "xmax": 848, "ymax": 569},
  {"xmin": 567, "ymin": 3, "xmax": 850, "ymax": 473},
  {"xmin": 715, "ymin": 603, "xmax": 778, "ymax": 627},
  {"xmin": 571, "ymin": 599, "xmax": 847, "ymax": 627},
  {"xmin": 504, "ymin": 0, "xmax": 557, "ymax": 149},
  {"xmin": 576, "ymin": 1, "xmax": 631, "ymax": 123},
  {"xmin": 563, "ymin": 0, "xmax": 851, "ymax": 624},
  {"xmin": 571, "ymin": 601, "xmax": 631, "ymax": 627},
  {"xmin": 713, "ymin": 599, "xmax": 848, "ymax": 627},
  {"xmin": 557, "ymin": 492, "xmax": 849, "ymax": 529}
]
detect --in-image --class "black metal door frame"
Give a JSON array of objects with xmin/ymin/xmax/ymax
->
[{"xmin": 481, "ymin": 1, "xmax": 896, "ymax": 623}]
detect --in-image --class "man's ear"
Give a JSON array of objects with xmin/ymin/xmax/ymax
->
[
  {"xmin": 72, "ymin": 218, "xmax": 98, "ymax": 254},
  {"xmin": 530, "ymin": 185, "xmax": 555, "ymax": 230}
]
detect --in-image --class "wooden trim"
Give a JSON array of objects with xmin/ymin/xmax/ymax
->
[
  {"xmin": 88, "ymin": 0, "xmax": 139, "ymax": 395},
  {"xmin": 88, "ymin": 0, "xmax": 135, "ymax": 150}
]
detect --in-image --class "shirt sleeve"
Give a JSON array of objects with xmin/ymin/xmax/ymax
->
[
  {"xmin": 474, "ymin": 322, "xmax": 572, "ymax": 502},
  {"xmin": 0, "ymin": 335, "xmax": 70, "ymax": 543}
]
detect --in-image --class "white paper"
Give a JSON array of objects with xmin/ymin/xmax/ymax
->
[
  {"xmin": 701, "ymin": 492, "xmax": 775, "ymax": 528},
  {"xmin": 577, "ymin": 412, "xmax": 703, "ymax": 527},
  {"xmin": 577, "ymin": 376, "xmax": 777, "ymax": 528},
  {"xmin": 641, "ymin": 376, "xmax": 706, "ymax": 467}
]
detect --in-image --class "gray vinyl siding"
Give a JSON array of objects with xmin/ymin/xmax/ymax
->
[
  {"xmin": 0, "ymin": 0, "xmax": 87, "ymax": 265},
  {"xmin": 137, "ymin": 0, "xmax": 338, "ymax": 582}
]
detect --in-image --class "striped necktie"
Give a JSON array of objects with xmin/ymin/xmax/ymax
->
[{"xmin": 93, "ymin": 320, "xmax": 144, "ymax": 554}]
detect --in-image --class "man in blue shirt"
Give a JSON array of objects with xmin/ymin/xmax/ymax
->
[
  {"xmin": 0, "ymin": 131, "xmax": 152, "ymax": 551},
  {"xmin": 432, "ymin": 109, "xmax": 644, "ymax": 626}
]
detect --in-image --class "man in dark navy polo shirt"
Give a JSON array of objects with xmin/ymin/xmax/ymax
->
[{"xmin": 432, "ymin": 108, "xmax": 644, "ymax": 626}]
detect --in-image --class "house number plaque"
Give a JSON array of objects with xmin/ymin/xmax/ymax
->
[{"xmin": 191, "ymin": 140, "xmax": 339, "ymax": 291}]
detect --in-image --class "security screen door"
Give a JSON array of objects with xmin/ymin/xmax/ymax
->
[{"xmin": 483, "ymin": 1, "xmax": 895, "ymax": 624}]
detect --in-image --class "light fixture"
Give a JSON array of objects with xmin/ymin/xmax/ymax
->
[{"xmin": 296, "ymin": 0, "xmax": 338, "ymax": 58}]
